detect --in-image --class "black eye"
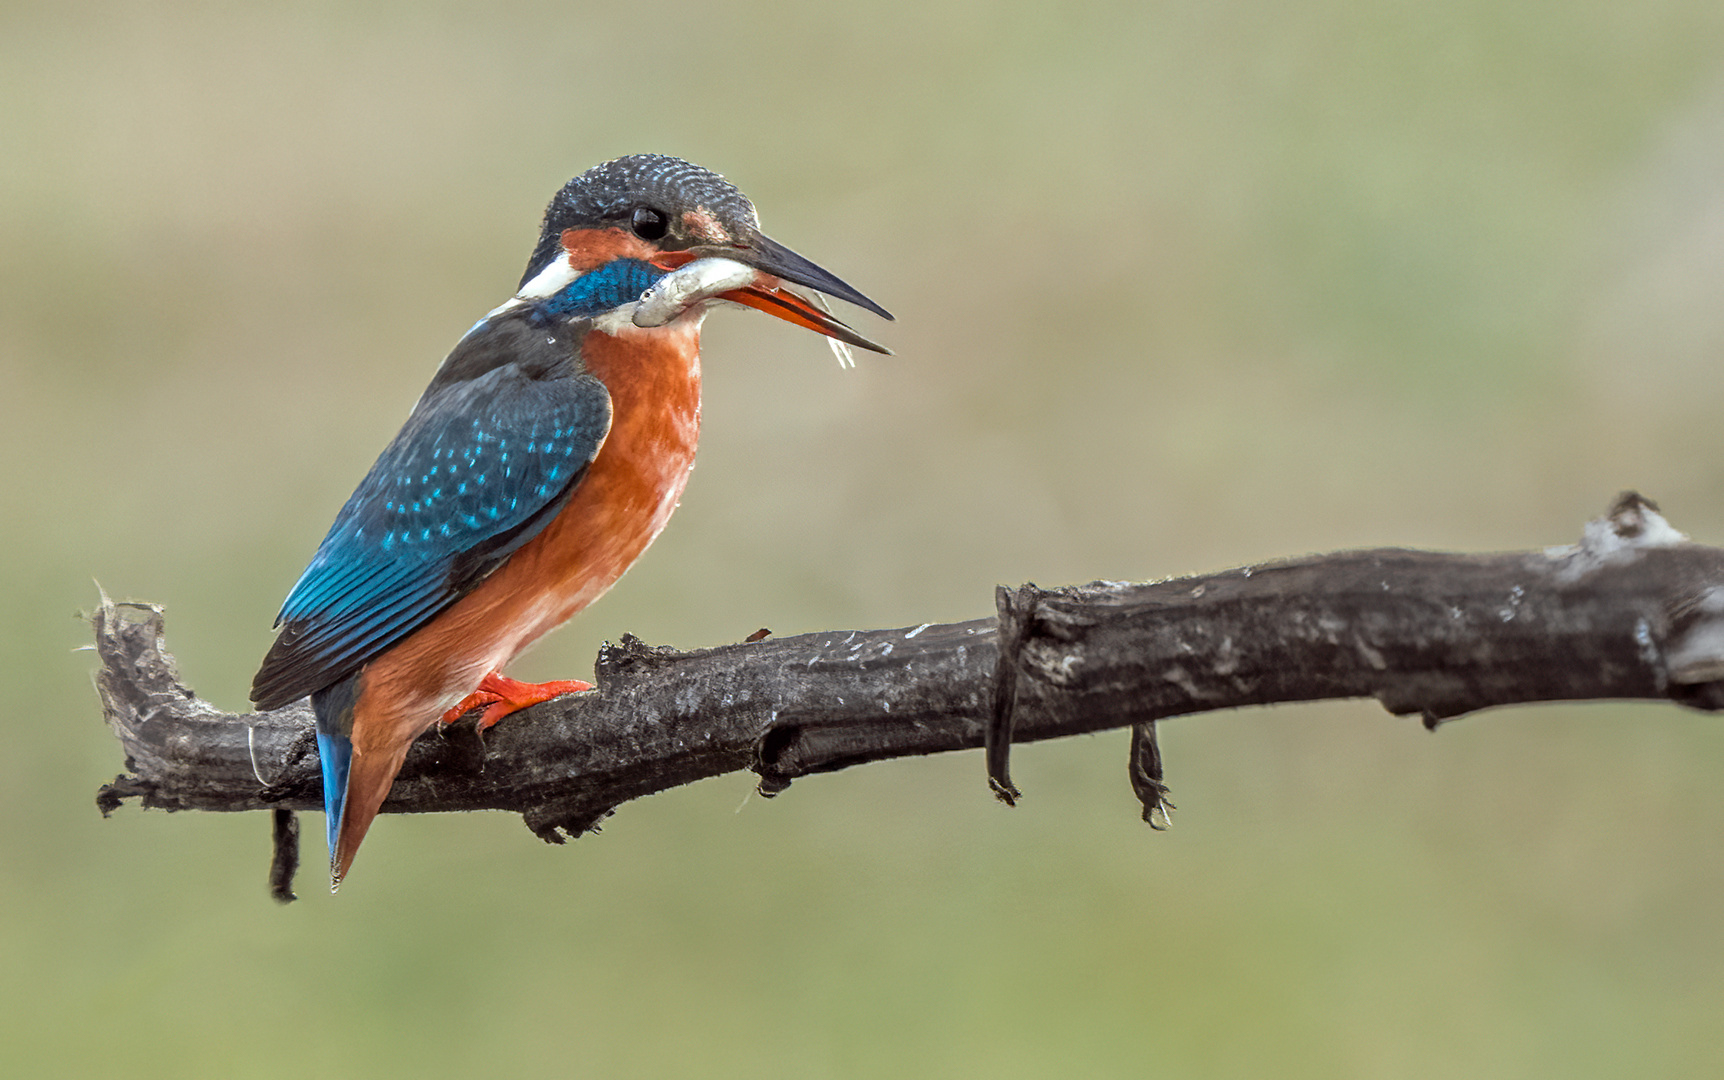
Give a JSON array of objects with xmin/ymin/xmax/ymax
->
[{"xmin": 631, "ymin": 206, "xmax": 668, "ymax": 240}]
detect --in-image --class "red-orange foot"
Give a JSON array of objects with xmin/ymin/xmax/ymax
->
[{"xmin": 440, "ymin": 671, "xmax": 593, "ymax": 730}]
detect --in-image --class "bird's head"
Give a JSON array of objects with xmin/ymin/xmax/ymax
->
[{"xmin": 508, "ymin": 154, "xmax": 891, "ymax": 353}]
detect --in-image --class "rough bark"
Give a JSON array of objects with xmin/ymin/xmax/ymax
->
[{"xmin": 95, "ymin": 493, "xmax": 1724, "ymax": 897}]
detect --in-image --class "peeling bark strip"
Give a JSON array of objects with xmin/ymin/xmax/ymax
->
[
  {"xmin": 988, "ymin": 583, "xmax": 1041, "ymax": 806},
  {"xmin": 96, "ymin": 494, "xmax": 1724, "ymax": 891},
  {"xmin": 268, "ymin": 808, "xmax": 299, "ymax": 905},
  {"xmin": 1128, "ymin": 721, "xmax": 1172, "ymax": 828}
]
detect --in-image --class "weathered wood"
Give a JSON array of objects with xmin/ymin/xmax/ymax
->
[{"xmin": 95, "ymin": 494, "xmax": 1724, "ymax": 884}]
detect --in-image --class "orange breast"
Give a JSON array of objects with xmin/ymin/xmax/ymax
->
[{"xmin": 352, "ymin": 321, "xmax": 702, "ymax": 742}]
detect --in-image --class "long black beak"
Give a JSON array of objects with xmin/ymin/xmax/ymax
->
[
  {"xmin": 666, "ymin": 230, "xmax": 890, "ymax": 355},
  {"xmin": 740, "ymin": 233, "xmax": 894, "ymax": 323}
]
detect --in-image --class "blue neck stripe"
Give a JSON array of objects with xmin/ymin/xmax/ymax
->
[{"xmin": 530, "ymin": 258, "xmax": 665, "ymax": 324}]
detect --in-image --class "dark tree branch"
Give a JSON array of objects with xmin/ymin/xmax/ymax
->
[{"xmin": 96, "ymin": 493, "xmax": 1724, "ymax": 892}]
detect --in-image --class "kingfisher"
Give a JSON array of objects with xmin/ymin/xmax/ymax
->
[{"xmin": 251, "ymin": 154, "xmax": 890, "ymax": 889}]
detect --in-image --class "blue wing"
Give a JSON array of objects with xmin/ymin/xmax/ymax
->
[{"xmin": 252, "ymin": 321, "xmax": 611, "ymax": 710}]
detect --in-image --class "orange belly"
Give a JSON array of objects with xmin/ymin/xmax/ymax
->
[{"xmin": 351, "ymin": 320, "xmax": 702, "ymax": 748}]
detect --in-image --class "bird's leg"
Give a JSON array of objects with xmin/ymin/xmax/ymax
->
[{"xmin": 440, "ymin": 671, "xmax": 593, "ymax": 730}]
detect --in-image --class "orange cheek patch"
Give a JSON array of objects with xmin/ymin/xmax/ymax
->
[{"xmin": 559, "ymin": 227, "xmax": 660, "ymax": 271}]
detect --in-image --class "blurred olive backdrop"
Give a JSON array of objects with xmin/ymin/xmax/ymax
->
[{"xmin": 8, "ymin": 0, "xmax": 1724, "ymax": 1076}]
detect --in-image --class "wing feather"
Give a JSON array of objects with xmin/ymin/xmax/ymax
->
[{"xmin": 252, "ymin": 348, "xmax": 611, "ymax": 710}]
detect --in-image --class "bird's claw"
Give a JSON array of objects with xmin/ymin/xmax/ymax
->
[{"xmin": 440, "ymin": 671, "xmax": 593, "ymax": 729}]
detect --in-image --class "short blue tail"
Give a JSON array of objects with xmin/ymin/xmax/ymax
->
[
  {"xmin": 310, "ymin": 675, "xmax": 360, "ymax": 870},
  {"xmin": 314, "ymin": 728, "xmax": 353, "ymax": 856}
]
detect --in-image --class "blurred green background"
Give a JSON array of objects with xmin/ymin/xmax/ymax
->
[{"xmin": 7, "ymin": 0, "xmax": 1724, "ymax": 1075}]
